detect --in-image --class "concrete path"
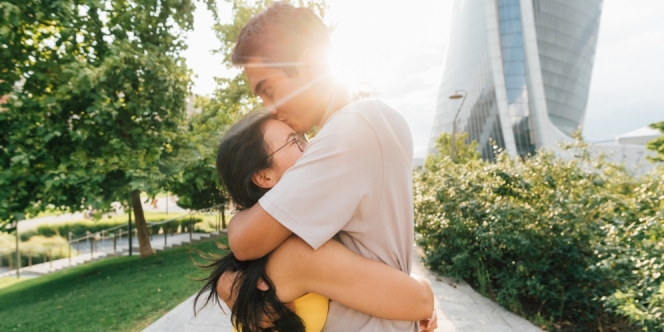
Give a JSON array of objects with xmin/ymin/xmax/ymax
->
[
  {"xmin": 144, "ymin": 249, "xmax": 542, "ymax": 332},
  {"xmin": 411, "ymin": 248, "xmax": 542, "ymax": 331}
]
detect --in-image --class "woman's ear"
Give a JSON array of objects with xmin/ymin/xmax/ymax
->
[{"xmin": 252, "ymin": 169, "xmax": 277, "ymax": 189}]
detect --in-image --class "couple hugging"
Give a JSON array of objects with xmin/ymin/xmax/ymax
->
[{"xmin": 194, "ymin": 2, "xmax": 438, "ymax": 332}]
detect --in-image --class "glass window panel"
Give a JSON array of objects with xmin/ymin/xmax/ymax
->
[
  {"xmin": 503, "ymin": 61, "xmax": 525, "ymax": 76},
  {"xmin": 501, "ymin": 47, "xmax": 524, "ymax": 61}
]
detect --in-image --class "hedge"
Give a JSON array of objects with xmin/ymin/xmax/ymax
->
[
  {"xmin": 415, "ymin": 138, "xmax": 663, "ymax": 331},
  {"xmin": 23, "ymin": 218, "xmax": 203, "ymax": 240}
]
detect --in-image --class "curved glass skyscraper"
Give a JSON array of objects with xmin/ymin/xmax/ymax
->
[{"xmin": 428, "ymin": 0, "xmax": 603, "ymax": 160}]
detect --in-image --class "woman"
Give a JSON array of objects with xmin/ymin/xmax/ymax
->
[{"xmin": 195, "ymin": 111, "xmax": 437, "ymax": 332}]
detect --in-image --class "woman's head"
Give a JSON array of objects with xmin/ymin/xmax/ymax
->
[
  {"xmin": 216, "ymin": 111, "xmax": 307, "ymax": 210},
  {"xmin": 200, "ymin": 113, "xmax": 309, "ymax": 331},
  {"xmin": 193, "ymin": 251, "xmax": 305, "ymax": 332}
]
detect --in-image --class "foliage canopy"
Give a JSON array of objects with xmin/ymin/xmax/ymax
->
[{"xmin": 0, "ymin": 0, "xmax": 222, "ymax": 256}]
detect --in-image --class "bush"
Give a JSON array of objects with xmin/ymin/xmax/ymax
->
[
  {"xmin": 35, "ymin": 221, "xmax": 128, "ymax": 238},
  {"xmin": 598, "ymin": 175, "xmax": 664, "ymax": 331},
  {"xmin": 138, "ymin": 218, "xmax": 205, "ymax": 237},
  {"xmin": 414, "ymin": 139, "xmax": 663, "ymax": 331},
  {"xmin": 0, "ymin": 234, "xmax": 73, "ymax": 267},
  {"xmin": 19, "ymin": 230, "xmax": 38, "ymax": 242},
  {"xmin": 26, "ymin": 217, "xmax": 204, "ymax": 241}
]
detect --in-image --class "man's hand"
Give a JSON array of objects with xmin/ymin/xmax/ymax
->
[{"xmin": 419, "ymin": 310, "xmax": 437, "ymax": 332}]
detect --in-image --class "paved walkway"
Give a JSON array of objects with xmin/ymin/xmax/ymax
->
[{"xmin": 144, "ymin": 249, "xmax": 542, "ymax": 332}]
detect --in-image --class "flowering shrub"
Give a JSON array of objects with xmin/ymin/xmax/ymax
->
[{"xmin": 414, "ymin": 137, "xmax": 663, "ymax": 331}]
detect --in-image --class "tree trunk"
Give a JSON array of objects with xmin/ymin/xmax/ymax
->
[{"xmin": 131, "ymin": 190, "xmax": 154, "ymax": 257}]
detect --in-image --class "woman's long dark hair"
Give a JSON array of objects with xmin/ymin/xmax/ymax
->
[
  {"xmin": 216, "ymin": 111, "xmax": 273, "ymax": 211},
  {"xmin": 194, "ymin": 111, "xmax": 305, "ymax": 332}
]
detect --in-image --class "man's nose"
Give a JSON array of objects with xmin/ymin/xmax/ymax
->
[
  {"xmin": 266, "ymin": 105, "xmax": 278, "ymax": 115},
  {"xmin": 262, "ymin": 99, "xmax": 277, "ymax": 114},
  {"xmin": 268, "ymin": 106, "xmax": 286, "ymax": 121},
  {"xmin": 274, "ymin": 112, "xmax": 287, "ymax": 122}
]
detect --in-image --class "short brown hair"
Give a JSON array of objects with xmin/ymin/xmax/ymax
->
[{"xmin": 232, "ymin": 2, "xmax": 330, "ymax": 65}]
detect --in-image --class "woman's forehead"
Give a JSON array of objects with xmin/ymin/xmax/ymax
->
[
  {"xmin": 264, "ymin": 119, "xmax": 295, "ymax": 143},
  {"xmin": 265, "ymin": 119, "xmax": 295, "ymax": 134}
]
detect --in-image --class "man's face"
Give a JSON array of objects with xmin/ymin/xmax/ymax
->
[{"xmin": 245, "ymin": 59, "xmax": 319, "ymax": 134}]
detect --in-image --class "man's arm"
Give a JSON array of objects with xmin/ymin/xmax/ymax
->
[{"xmin": 227, "ymin": 203, "xmax": 293, "ymax": 260}]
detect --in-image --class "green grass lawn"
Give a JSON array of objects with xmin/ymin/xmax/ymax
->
[
  {"xmin": 0, "ymin": 238, "xmax": 228, "ymax": 332},
  {"xmin": 0, "ymin": 277, "xmax": 27, "ymax": 290}
]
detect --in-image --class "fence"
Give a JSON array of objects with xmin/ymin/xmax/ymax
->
[{"xmin": 2, "ymin": 204, "xmax": 227, "ymax": 278}]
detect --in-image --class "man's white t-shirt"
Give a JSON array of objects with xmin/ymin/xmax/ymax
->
[{"xmin": 259, "ymin": 99, "xmax": 417, "ymax": 332}]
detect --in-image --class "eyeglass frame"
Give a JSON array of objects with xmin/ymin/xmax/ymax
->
[{"xmin": 266, "ymin": 134, "xmax": 308, "ymax": 159}]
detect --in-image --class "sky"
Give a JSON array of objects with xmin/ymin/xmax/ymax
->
[{"xmin": 183, "ymin": 0, "xmax": 664, "ymax": 158}]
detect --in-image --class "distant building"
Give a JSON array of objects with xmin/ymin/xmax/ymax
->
[
  {"xmin": 428, "ymin": 0, "xmax": 604, "ymax": 160},
  {"xmin": 591, "ymin": 126, "xmax": 661, "ymax": 174},
  {"xmin": 615, "ymin": 126, "xmax": 662, "ymax": 145},
  {"xmin": 413, "ymin": 157, "xmax": 425, "ymax": 170}
]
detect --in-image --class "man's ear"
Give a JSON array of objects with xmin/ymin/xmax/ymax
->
[{"xmin": 252, "ymin": 169, "xmax": 277, "ymax": 189}]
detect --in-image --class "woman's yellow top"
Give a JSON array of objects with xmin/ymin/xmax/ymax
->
[{"xmin": 232, "ymin": 292, "xmax": 328, "ymax": 332}]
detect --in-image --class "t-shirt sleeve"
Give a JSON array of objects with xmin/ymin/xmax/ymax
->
[{"xmin": 258, "ymin": 112, "xmax": 381, "ymax": 250}]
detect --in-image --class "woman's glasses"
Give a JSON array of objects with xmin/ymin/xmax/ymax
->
[{"xmin": 267, "ymin": 134, "xmax": 308, "ymax": 158}]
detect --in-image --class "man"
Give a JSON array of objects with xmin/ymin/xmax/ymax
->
[{"xmin": 222, "ymin": 2, "xmax": 435, "ymax": 331}]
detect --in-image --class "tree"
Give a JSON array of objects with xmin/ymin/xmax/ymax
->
[
  {"xmin": 0, "ymin": 0, "xmax": 211, "ymax": 257},
  {"xmin": 167, "ymin": 97, "xmax": 230, "ymax": 218},
  {"xmin": 646, "ymin": 121, "xmax": 664, "ymax": 164},
  {"xmin": 162, "ymin": 0, "xmax": 270, "ymax": 220},
  {"xmin": 424, "ymin": 132, "xmax": 480, "ymax": 171}
]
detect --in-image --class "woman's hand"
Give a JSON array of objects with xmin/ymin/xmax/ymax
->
[
  {"xmin": 217, "ymin": 270, "xmax": 292, "ymax": 329},
  {"xmin": 216, "ymin": 270, "xmax": 239, "ymax": 310},
  {"xmin": 419, "ymin": 310, "xmax": 437, "ymax": 331}
]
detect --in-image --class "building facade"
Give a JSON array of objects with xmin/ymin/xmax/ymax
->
[{"xmin": 428, "ymin": 0, "xmax": 603, "ymax": 160}]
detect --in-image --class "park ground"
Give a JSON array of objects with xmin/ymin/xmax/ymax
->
[
  {"xmin": 1, "ymin": 235, "xmax": 543, "ymax": 332},
  {"xmin": 0, "ymin": 238, "xmax": 223, "ymax": 331}
]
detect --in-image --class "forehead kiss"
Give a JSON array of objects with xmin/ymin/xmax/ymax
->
[
  {"xmin": 245, "ymin": 59, "xmax": 320, "ymax": 135},
  {"xmin": 263, "ymin": 118, "xmax": 306, "ymax": 151}
]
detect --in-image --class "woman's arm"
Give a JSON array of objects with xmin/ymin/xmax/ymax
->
[{"xmin": 266, "ymin": 236, "xmax": 434, "ymax": 321}]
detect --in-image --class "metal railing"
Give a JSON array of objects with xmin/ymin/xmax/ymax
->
[
  {"xmin": 2, "ymin": 204, "xmax": 227, "ymax": 277},
  {"xmin": 66, "ymin": 203, "xmax": 226, "ymax": 256}
]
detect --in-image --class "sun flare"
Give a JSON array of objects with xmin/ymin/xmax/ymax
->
[{"xmin": 326, "ymin": 0, "xmax": 417, "ymax": 93}]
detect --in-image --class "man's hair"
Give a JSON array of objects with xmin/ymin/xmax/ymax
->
[{"xmin": 232, "ymin": 1, "xmax": 330, "ymax": 66}]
